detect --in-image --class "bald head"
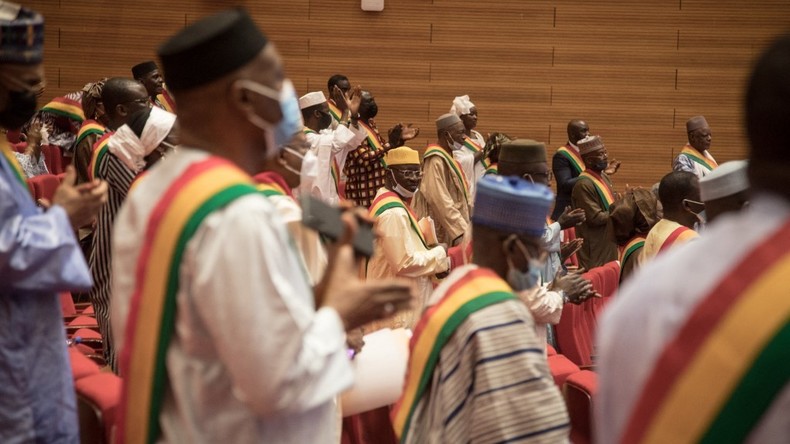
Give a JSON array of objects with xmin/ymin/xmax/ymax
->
[
  {"xmin": 567, "ymin": 120, "xmax": 589, "ymax": 145},
  {"xmin": 659, "ymin": 171, "xmax": 700, "ymax": 212},
  {"xmin": 101, "ymin": 77, "xmax": 151, "ymax": 130}
]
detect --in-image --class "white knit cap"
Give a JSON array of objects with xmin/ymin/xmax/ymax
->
[
  {"xmin": 108, "ymin": 107, "xmax": 175, "ymax": 172},
  {"xmin": 700, "ymin": 160, "xmax": 750, "ymax": 201},
  {"xmin": 450, "ymin": 95, "xmax": 475, "ymax": 116},
  {"xmin": 299, "ymin": 91, "xmax": 326, "ymax": 110}
]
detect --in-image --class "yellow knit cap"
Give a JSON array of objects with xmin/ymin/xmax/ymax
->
[{"xmin": 385, "ymin": 146, "xmax": 420, "ymax": 166}]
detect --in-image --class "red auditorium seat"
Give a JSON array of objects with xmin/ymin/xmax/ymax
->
[
  {"xmin": 6, "ymin": 128, "xmax": 22, "ymax": 143},
  {"xmin": 546, "ymin": 344, "xmax": 558, "ymax": 356},
  {"xmin": 75, "ymin": 373, "xmax": 122, "ymax": 444},
  {"xmin": 564, "ymin": 370, "xmax": 598, "ymax": 444},
  {"xmin": 10, "ymin": 141, "xmax": 26, "ymax": 153},
  {"xmin": 28, "ymin": 174, "xmax": 60, "ymax": 203},
  {"xmin": 555, "ymin": 261, "xmax": 620, "ymax": 366},
  {"xmin": 68, "ymin": 347, "xmax": 101, "ymax": 381},
  {"xmin": 547, "ymin": 354, "xmax": 580, "ymax": 387},
  {"xmin": 42, "ymin": 144, "xmax": 63, "ymax": 174}
]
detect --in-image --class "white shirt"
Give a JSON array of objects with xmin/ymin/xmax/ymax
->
[
  {"xmin": 111, "ymin": 148, "xmax": 353, "ymax": 444},
  {"xmin": 266, "ymin": 193, "xmax": 327, "ymax": 285},
  {"xmin": 452, "ymin": 130, "xmax": 486, "ymax": 202},
  {"xmin": 596, "ymin": 194, "xmax": 790, "ymax": 444},
  {"xmin": 305, "ymin": 124, "xmax": 366, "ymax": 205}
]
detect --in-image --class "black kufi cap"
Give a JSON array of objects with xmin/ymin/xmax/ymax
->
[
  {"xmin": 157, "ymin": 8, "xmax": 268, "ymax": 92},
  {"xmin": 131, "ymin": 61, "xmax": 158, "ymax": 79}
]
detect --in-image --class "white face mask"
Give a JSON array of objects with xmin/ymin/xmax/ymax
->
[
  {"xmin": 390, "ymin": 170, "xmax": 416, "ymax": 198},
  {"xmin": 237, "ymin": 78, "xmax": 303, "ymax": 159}
]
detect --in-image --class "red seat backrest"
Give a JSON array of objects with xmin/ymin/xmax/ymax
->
[
  {"xmin": 60, "ymin": 292, "xmax": 77, "ymax": 316},
  {"xmin": 29, "ymin": 174, "xmax": 60, "ymax": 203},
  {"xmin": 564, "ymin": 370, "xmax": 598, "ymax": 444},
  {"xmin": 555, "ymin": 261, "xmax": 620, "ymax": 366},
  {"xmin": 75, "ymin": 373, "xmax": 122, "ymax": 444},
  {"xmin": 41, "ymin": 144, "xmax": 63, "ymax": 174},
  {"xmin": 11, "ymin": 141, "xmax": 26, "ymax": 153},
  {"xmin": 561, "ymin": 227, "xmax": 580, "ymax": 267}
]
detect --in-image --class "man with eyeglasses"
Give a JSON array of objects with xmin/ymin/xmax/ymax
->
[
  {"xmin": 640, "ymin": 171, "xmax": 701, "ymax": 262},
  {"xmin": 367, "ymin": 146, "xmax": 450, "ymax": 328},
  {"xmin": 571, "ymin": 135, "xmax": 622, "ymax": 269}
]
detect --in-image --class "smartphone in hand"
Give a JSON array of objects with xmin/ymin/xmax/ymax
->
[{"xmin": 300, "ymin": 195, "xmax": 375, "ymax": 258}]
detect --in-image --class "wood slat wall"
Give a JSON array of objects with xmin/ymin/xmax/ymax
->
[{"xmin": 27, "ymin": 0, "xmax": 790, "ymax": 189}]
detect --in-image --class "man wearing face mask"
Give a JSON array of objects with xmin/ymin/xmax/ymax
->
[
  {"xmin": 641, "ymin": 171, "xmax": 701, "ymax": 262},
  {"xmin": 393, "ymin": 175, "xmax": 569, "ymax": 443},
  {"xmin": 367, "ymin": 146, "xmax": 450, "ymax": 328},
  {"xmin": 299, "ymin": 90, "xmax": 366, "ymax": 205},
  {"xmin": 674, "ymin": 115, "xmax": 717, "ymax": 179},
  {"xmin": 411, "ymin": 113, "xmax": 471, "ymax": 247},
  {"xmin": 111, "ymin": 9, "xmax": 414, "ymax": 443},
  {"xmin": 0, "ymin": 5, "xmax": 110, "ymax": 442},
  {"xmin": 571, "ymin": 135, "xmax": 622, "ymax": 269},
  {"xmin": 254, "ymin": 132, "xmax": 328, "ymax": 285}
]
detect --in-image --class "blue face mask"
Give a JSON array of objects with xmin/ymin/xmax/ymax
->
[
  {"xmin": 240, "ymin": 78, "xmax": 304, "ymax": 157},
  {"xmin": 504, "ymin": 236, "xmax": 546, "ymax": 292}
]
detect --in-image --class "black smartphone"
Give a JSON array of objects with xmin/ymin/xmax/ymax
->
[{"xmin": 300, "ymin": 195, "xmax": 375, "ymax": 258}]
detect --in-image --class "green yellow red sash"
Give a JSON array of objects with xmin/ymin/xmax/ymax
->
[
  {"xmin": 391, "ymin": 267, "xmax": 518, "ymax": 442},
  {"xmin": 0, "ymin": 140, "xmax": 30, "ymax": 194},
  {"xmin": 620, "ymin": 219, "xmax": 790, "ymax": 444},
  {"xmin": 579, "ymin": 170, "xmax": 615, "ymax": 210},
  {"xmin": 369, "ymin": 190, "xmax": 428, "ymax": 248},
  {"xmin": 155, "ymin": 89, "xmax": 176, "ymax": 113},
  {"xmin": 619, "ymin": 234, "xmax": 646, "ymax": 266},
  {"xmin": 41, "ymin": 96, "xmax": 85, "ymax": 122},
  {"xmin": 76, "ymin": 120, "xmax": 107, "ymax": 148},
  {"xmin": 557, "ymin": 144, "xmax": 586, "ymax": 174},
  {"xmin": 117, "ymin": 157, "xmax": 258, "ymax": 444},
  {"xmin": 303, "ymin": 127, "xmax": 342, "ymax": 192},
  {"xmin": 485, "ymin": 162, "xmax": 498, "ymax": 175},
  {"xmin": 328, "ymin": 99, "xmax": 343, "ymax": 122},
  {"xmin": 424, "ymin": 145, "xmax": 469, "ymax": 204},
  {"xmin": 88, "ymin": 132, "xmax": 113, "ymax": 181},
  {"xmin": 680, "ymin": 145, "xmax": 717, "ymax": 172},
  {"xmin": 658, "ymin": 225, "xmax": 696, "ymax": 254},
  {"xmin": 463, "ymin": 136, "xmax": 491, "ymax": 170},
  {"xmin": 255, "ymin": 171, "xmax": 290, "ymax": 197},
  {"xmin": 359, "ymin": 120, "xmax": 387, "ymax": 167}
]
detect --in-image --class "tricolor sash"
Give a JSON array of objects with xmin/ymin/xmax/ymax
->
[
  {"xmin": 619, "ymin": 234, "xmax": 646, "ymax": 266},
  {"xmin": 328, "ymin": 99, "xmax": 343, "ymax": 122},
  {"xmin": 254, "ymin": 171, "xmax": 291, "ymax": 197},
  {"xmin": 391, "ymin": 267, "xmax": 518, "ymax": 441},
  {"xmin": 424, "ymin": 145, "xmax": 470, "ymax": 204},
  {"xmin": 41, "ymin": 96, "xmax": 85, "ymax": 122},
  {"xmin": 680, "ymin": 145, "xmax": 717, "ymax": 172},
  {"xmin": 579, "ymin": 170, "xmax": 615, "ymax": 210},
  {"xmin": 303, "ymin": 127, "xmax": 342, "ymax": 192},
  {"xmin": 0, "ymin": 140, "xmax": 30, "ymax": 194},
  {"xmin": 155, "ymin": 89, "xmax": 176, "ymax": 113},
  {"xmin": 462, "ymin": 136, "xmax": 491, "ymax": 170},
  {"xmin": 358, "ymin": 120, "xmax": 387, "ymax": 167},
  {"xmin": 557, "ymin": 144, "xmax": 586, "ymax": 174},
  {"xmin": 620, "ymin": 219, "xmax": 790, "ymax": 444},
  {"xmin": 485, "ymin": 162, "xmax": 498, "ymax": 175},
  {"xmin": 88, "ymin": 132, "xmax": 113, "ymax": 181},
  {"xmin": 76, "ymin": 120, "xmax": 107, "ymax": 148},
  {"xmin": 369, "ymin": 190, "xmax": 428, "ymax": 248},
  {"xmin": 658, "ymin": 226, "xmax": 695, "ymax": 254},
  {"xmin": 117, "ymin": 157, "xmax": 258, "ymax": 444}
]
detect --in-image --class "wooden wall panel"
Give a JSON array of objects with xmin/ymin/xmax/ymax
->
[{"xmin": 25, "ymin": 0, "xmax": 790, "ymax": 191}]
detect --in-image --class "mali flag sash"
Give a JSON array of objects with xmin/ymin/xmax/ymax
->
[
  {"xmin": 557, "ymin": 144, "xmax": 586, "ymax": 174},
  {"xmin": 391, "ymin": 267, "xmax": 518, "ymax": 442},
  {"xmin": 0, "ymin": 139, "xmax": 30, "ymax": 194},
  {"xmin": 255, "ymin": 171, "xmax": 290, "ymax": 197},
  {"xmin": 155, "ymin": 89, "xmax": 177, "ymax": 113},
  {"xmin": 358, "ymin": 120, "xmax": 387, "ymax": 167},
  {"xmin": 658, "ymin": 225, "xmax": 696, "ymax": 254},
  {"xmin": 88, "ymin": 132, "xmax": 113, "ymax": 181},
  {"xmin": 328, "ymin": 99, "xmax": 343, "ymax": 122},
  {"xmin": 369, "ymin": 190, "xmax": 428, "ymax": 248},
  {"xmin": 116, "ymin": 157, "xmax": 258, "ymax": 444},
  {"xmin": 579, "ymin": 170, "xmax": 615, "ymax": 210},
  {"xmin": 76, "ymin": 120, "xmax": 107, "ymax": 147},
  {"xmin": 463, "ymin": 136, "xmax": 491, "ymax": 170},
  {"xmin": 620, "ymin": 219, "xmax": 790, "ymax": 444},
  {"xmin": 424, "ymin": 145, "xmax": 470, "ymax": 204},
  {"xmin": 619, "ymin": 234, "xmax": 646, "ymax": 266},
  {"xmin": 41, "ymin": 96, "xmax": 85, "ymax": 122},
  {"xmin": 485, "ymin": 162, "xmax": 498, "ymax": 175},
  {"xmin": 680, "ymin": 145, "xmax": 718, "ymax": 172}
]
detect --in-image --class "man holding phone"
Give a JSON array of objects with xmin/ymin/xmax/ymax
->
[{"xmin": 111, "ymin": 9, "xmax": 414, "ymax": 443}]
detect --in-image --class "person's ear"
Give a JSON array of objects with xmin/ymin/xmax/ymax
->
[{"xmin": 228, "ymin": 80, "xmax": 255, "ymax": 117}]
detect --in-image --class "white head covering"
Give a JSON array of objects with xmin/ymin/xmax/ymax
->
[
  {"xmin": 299, "ymin": 91, "xmax": 327, "ymax": 110},
  {"xmin": 108, "ymin": 107, "xmax": 176, "ymax": 172},
  {"xmin": 699, "ymin": 160, "xmax": 750, "ymax": 201},
  {"xmin": 450, "ymin": 95, "xmax": 475, "ymax": 116}
]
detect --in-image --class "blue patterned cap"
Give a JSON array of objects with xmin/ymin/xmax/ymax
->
[
  {"xmin": 473, "ymin": 175, "xmax": 554, "ymax": 236},
  {"xmin": 0, "ymin": 5, "xmax": 44, "ymax": 64}
]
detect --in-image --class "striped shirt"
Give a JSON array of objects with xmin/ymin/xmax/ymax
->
[
  {"xmin": 405, "ymin": 265, "xmax": 570, "ymax": 443},
  {"xmin": 88, "ymin": 151, "xmax": 137, "ymax": 373}
]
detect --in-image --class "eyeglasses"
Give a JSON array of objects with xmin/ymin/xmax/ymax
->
[
  {"xmin": 523, "ymin": 171, "xmax": 553, "ymax": 183},
  {"xmin": 394, "ymin": 170, "xmax": 422, "ymax": 180},
  {"xmin": 121, "ymin": 97, "xmax": 151, "ymax": 107}
]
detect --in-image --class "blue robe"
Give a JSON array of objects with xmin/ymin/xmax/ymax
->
[{"xmin": 1, "ymin": 150, "xmax": 91, "ymax": 443}]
